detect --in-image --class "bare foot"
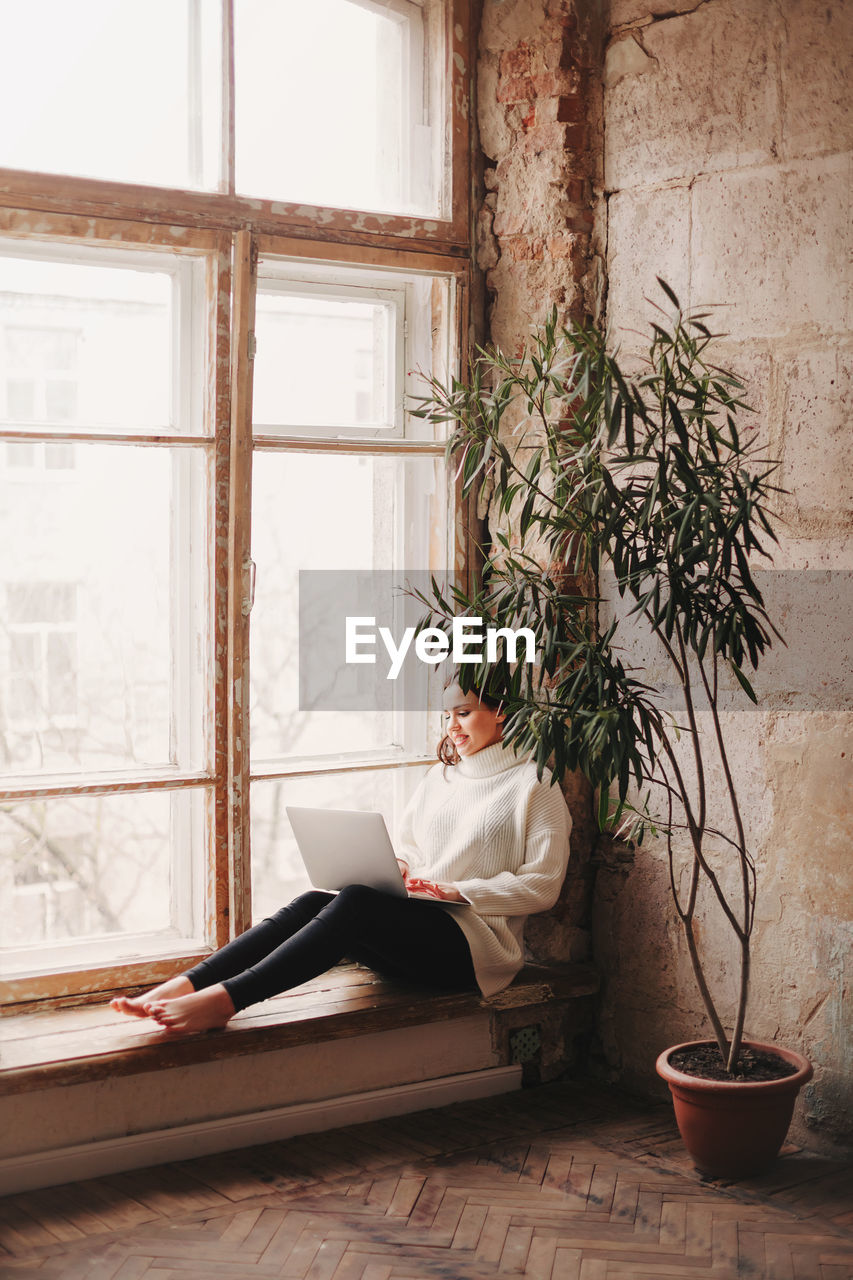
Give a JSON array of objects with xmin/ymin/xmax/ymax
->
[
  {"xmin": 146, "ymin": 983, "xmax": 236, "ymax": 1034},
  {"xmin": 111, "ymin": 975, "xmax": 194, "ymax": 1018}
]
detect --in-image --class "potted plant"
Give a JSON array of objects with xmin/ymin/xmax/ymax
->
[{"xmin": 412, "ymin": 281, "xmax": 812, "ymax": 1178}]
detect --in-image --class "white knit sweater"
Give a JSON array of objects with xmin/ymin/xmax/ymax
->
[{"xmin": 396, "ymin": 742, "xmax": 572, "ymax": 997}]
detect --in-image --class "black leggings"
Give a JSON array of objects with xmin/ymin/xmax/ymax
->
[{"xmin": 185, "ymin": 885, "xmax": 477, "ymax": 1012}]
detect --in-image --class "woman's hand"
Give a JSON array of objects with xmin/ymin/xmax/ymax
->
[{"xmin": 406, "ymin": 876, "xmax": 464, "ymax": 903}]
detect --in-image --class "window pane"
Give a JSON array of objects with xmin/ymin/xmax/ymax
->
[
  {"xmin": 253, "ymin": 292, "xmax": 394, "ymax": 434},
  {"xmin": 255, "ymin": 261, "xmax": 455, "ymax": 445},
  {"xmin": 9, "ymin": 633, "xmax": 38, "ymax": 720},
  {"xmin": 0, "ymin": 0, "xmax": 222, "ymax": 190},
  {"xmin": 7, "ymin": 380, "xmax": 35, "ymax": 421},
  {"xmin": 8, "ymin": 583, "xmax": 76, "ymax": 624},
  {"xmin": 6, "ymin": 442, "xmax": 35, "ymax": 467},
  {"xmin": 7, "ymin": 329, "xmax": 77, "ymax": 370},
  {"xmin": 46, "ymin": 632, "xmax": 77, "ymax": 716},
  {"xmin": 0, "ymin": 249, "xmax": 205, "ymax": 435},
  {"xmin": 44, "ymin": 442, "xmax": 76, "ymax": 470},
  {"xmin": 0, "ymin": 788, "xmax": 207, "ymax": 974},
  {"xmin": 251, "ymin": 765, "xmax": 429, "ymax": 923},
  {"xmin": 0, "ymin": 445, "xmax": 209, "ymax": 776},
  {"xmin": 236, "ymin": 0, "xmax": 442, "ymax": 216},
  {"xmin": 45, "ymin": 381, "xmax": 77, "ymax": 422},
  {"xmin": 250, "ymin": 451, "xmax": 446, "ymax": 764}
]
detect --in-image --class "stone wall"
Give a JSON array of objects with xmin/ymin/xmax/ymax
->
[
  {"xmin": 475, "ymin": 0, "xmax": 852, "ymax": 1149},
  {"xmin": 595, "ymin": 0, "xmax": 852, "ymax": 1150}
]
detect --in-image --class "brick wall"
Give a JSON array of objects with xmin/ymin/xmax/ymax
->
[
  {"xmin": 476, "ymin": 0, "xmax": 604, "ymax": 354},
  {"xmin": 473, "ymin": 0, "xmax": 605, "ymax": 974}
]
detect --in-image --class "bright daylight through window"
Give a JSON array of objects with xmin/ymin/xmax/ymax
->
[
  {"xmin": 0, "ymin": 0, "xmax": 445, "ymax": 218},
  {"xmin": 0, "ymin": 0, "xmax": 468, "ymax": 1002},
  {"xmin": 0, "ymin": 243, "xmax": 210, "ymax": 976}
]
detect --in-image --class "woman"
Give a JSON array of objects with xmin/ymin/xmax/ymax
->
[{"xmin": 112, "ymin": 677, "xmax": 572, "ymax": 1033}]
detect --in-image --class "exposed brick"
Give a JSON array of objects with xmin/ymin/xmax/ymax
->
[
  {"xmin": 556, "ymin": 16, "xmax": 586, "ymax": 70},
  {"xmin": 566, "ymin": 209, "xmax": 594, "ymax": 231},
  {"xmin": 519, "ymin": 122, "xmax": 576, "ymax": 154},
  {"xmin": 556, "ymin": 94, "xmax": 586, "ymax": 123},
  {"xmin": 562, "ymin": 123, "xmax": 589, "ymax": 151},
  {"xmin": 531, "ymin": 69, "xmax": 583, "ymax": 97},
  {"xmin": 543, "ymin": 38, "xmax": 567, "ymax": 72},
  {"xmin": 496, "ymin": 75, "xmax": 535, "ymax": 104},
  {"xmin": 499, "ymin": 43, "xmax": 531, "ymax": 78},
  {"xmin": 479, "ymin": 0, "xmax": 600, "ymax": 375},
  {"xmin": 546, "ymin": 235, "xmax": 576, "ymax": 259},
  {"xmin": 507, "ymin": 237, "xmax": 545, "ymax": 262}
]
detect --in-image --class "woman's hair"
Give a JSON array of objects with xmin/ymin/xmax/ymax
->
[{"xmin": 436, "ymin": 670, "xmax": 504, "ymax": 766}]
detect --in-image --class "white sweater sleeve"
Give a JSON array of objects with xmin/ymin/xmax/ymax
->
[{"xmin": 453, "ymin": 781, "xmax": 571, "ymax": 917}]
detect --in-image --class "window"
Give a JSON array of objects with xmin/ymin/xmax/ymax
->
[
  {"xmin": 0, "ymin": 236, "xmax": 212, "ymax": 979},
  {"xmin": 248, "ymin": 255, "xmax": 455, "ymax": 916},
  {"xmin": 1, "ymin": 0, "xmax": 446, "ymax": 218},
  {"xmin": 0, "ymin": 1, "xmax": 471, "ymax": 1005},
  {"xmin": 235, "ymin": 0, "xmax": 443, "ymax": 215},
  {"xmin": 0, "ymin": 0, "xmax": 223, "ymax": 192}
]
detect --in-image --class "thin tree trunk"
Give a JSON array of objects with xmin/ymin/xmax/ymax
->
[{"xmin": 683, "ymin": 907, "xmax": 729, "ymax": 1061}]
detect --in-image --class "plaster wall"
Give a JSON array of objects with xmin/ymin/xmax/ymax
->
[
  {"xmin": 475, "ymin": 0, "xmax": 851, "ymax": 1149},
  {"xmin": 594, "ymin": 0, "xmax": 853, "ymax": 1150}
]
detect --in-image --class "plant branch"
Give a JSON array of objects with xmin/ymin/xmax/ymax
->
[
  {"xmin": 414, "ymin": 284, "xmax": 782, "ymax": 1073},
  {"xmin": 675, "ymin": 618, "xmax": 707, "ymax": 838},
  {"xmin": 659, "ymin": 735, "xmax": 748, "ymax": 943}
]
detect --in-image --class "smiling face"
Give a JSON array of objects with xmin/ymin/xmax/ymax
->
[{"xmin": 441, "ymin": 682, "xmax": 505, "ymax": 757}]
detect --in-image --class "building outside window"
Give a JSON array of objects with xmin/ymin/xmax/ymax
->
[
  {"xmin": 0, "ymin": 0, "xmax": 472, "ymax": 1004},
  {"xmin": 4, "ymin": 324, "xmax": 79, "ymax": 471}
]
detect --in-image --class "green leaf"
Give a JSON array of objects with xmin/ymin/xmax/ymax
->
[
  {"xmin": 656, "ymin": 277, "xmax": 682, "ymax": 310},
  {"xmin": 731, "ymin": 662, "xmax": 758, "ymax": 703}
]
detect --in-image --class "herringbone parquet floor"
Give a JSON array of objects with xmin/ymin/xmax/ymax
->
[{"xmin": 1, "ymin": 1082, "xmax": 851, "ymax": 1279}]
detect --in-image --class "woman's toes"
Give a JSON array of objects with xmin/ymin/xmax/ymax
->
[
  {"xmin": 112, "ymin": 996, "xmax": 136, "ymax": 1016},
  {"xmin": 111, "ymin": 994, "xmax": 152, "ymax": 1018}
]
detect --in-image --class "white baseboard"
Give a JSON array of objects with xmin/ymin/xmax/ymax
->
[{"xmin": 0, "ymin": 1064, "xmax": 522, "ymax": 1196}]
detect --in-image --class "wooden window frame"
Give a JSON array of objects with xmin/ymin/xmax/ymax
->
[
  {"xmin": 0, "ymin": 0, "xmax": 473, "ymax": 1011},
  {"xmin": 234, "ymin": 234, "xmax": 469, "ymax": 936},
  {"xmin": 0, "ymin": 1, "xmax": 471, "ymax": 251}
]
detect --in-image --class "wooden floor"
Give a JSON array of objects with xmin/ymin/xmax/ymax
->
[{"xmin": 1, "ymin": 1081, "xmax": 851, "ymax": 1279}]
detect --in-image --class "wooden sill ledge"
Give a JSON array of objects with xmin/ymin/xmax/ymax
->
[{"xmin": 0, "ymin": 962, "xmax": 598, "ymax": 1097}]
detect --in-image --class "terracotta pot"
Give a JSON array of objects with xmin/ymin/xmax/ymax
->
[{"xmin": 655, "ymin": 1038, "xmax": 813, "ymax": 1179}]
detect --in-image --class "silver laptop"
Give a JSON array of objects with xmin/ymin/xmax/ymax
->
[{"xmin": 285, "ymin": 806, "xmax": 454, "ymax": 903}]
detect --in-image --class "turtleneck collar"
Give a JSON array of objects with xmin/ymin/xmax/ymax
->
[{"xmin": 455, "ymin": 740, "xmax": 527, "ymax": 779}]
